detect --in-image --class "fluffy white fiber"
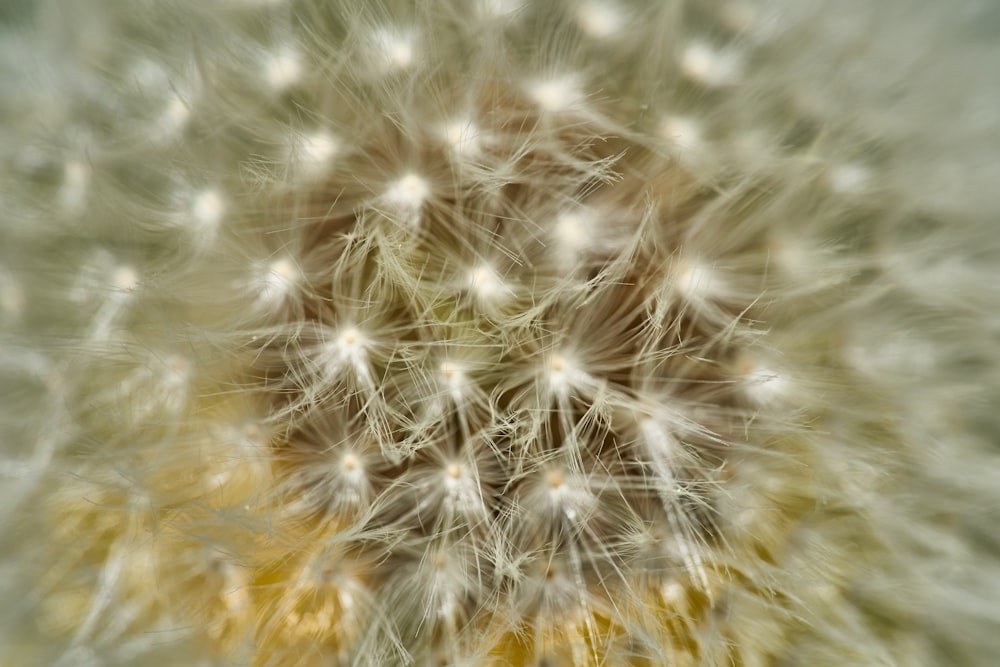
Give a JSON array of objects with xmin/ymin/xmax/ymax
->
[{"xmin": 1, "ymin": 1, "xmax": 999, "ymax": 666}]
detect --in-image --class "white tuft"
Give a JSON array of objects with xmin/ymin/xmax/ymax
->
[
  {"xmin": 264, "ymin": 46, "xmax": 303, "ymax": 90},
  {"xmin": 527, "ymin": 75, "xmax": 585, "ymax": 113},
  {"xmin": 827, "ymin": 162, "xmax": 872, "ymax": 195},
  {"xmin": 372, "ymin": 28, "xmax": 417, "ymax": 71},
  {"xmin": 681, "ymin": 41, "xmax": 743, "ymax": 87},
  {"xmin": 257, "ymin": 256, "xmax": 301, "ymax": 305},
  {"xmin": 441, "ymin": 119, "xmax": 482, "ymax": 157},
  {"xmin": 112, "ymin": 265, "xmax": 140, "ymax": 292},
  {"xmin": 674, "ymin": 260, "xmax": 717, "ymax": 302},
  {"xmin": 291, "ymin": 130, "xmax": 340, "ymax": 180},
  {"xmin": 386, "ymin": 172, "xmax": 430, "ymax": 211},
  {"xmin": 59, "ymin": 159, "xmax": 90, "ymax": 212},
  {"xmin": 189, "ymin": 188, "xmax": 226, "ymax": 239},
  {"xmin": 660, "ymin": 115, "xmax": 704, "ymax": 154},
  {"xmin": 575, "ymin": 2, "xmax": 626, "ymax": 39}
]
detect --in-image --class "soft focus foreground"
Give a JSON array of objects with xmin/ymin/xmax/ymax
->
[{"xmin": 1, "ymin": 1, "xmax": 999, "ymax": 666}]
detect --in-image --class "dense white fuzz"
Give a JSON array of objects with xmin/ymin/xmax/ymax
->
[
  {"xmin": 5, "ymin": 2, "xmax": 1000, "ymax": 667},
  {"xmin": 680, "ymin": 41, "xmax": 744, "ymax": 87}
]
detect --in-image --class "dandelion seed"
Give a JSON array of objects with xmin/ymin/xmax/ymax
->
[
  {"xmin": 441, "ymin": 118, "xmax": 481, "ymax": 156},
  {"xmin": 681, "ymin": 41, "xmax": 743, "ymax": 87},
  {"xmin": 372, "ymin": 28, "xmax": 417, "ymax": 71},
  {"xmin": 339, "ymin": 453, "xmax": 359, "ymax": 473},
  {"xmin": 661, "ymin": 580, "xmax": 686, "ymax": 605},
  {"xmin": 290, "ymin": 130, "xmax": 339, "ymax": 181},
  {"xmin": 544, "ymin": 353, "xmax": 596, "ymax": 398},
  {"xmin": 551, "ymin": 206, "xmax": 599, "ymax": 269},
  {"xmin": 264, "ymin": 46, "xmax": 302, "ymax": 90},
  {"xmin": 257, "ymin": 256, "xmax": 301, "ymax": 305},
  {"xmin": 59, "ymin": 159, "xmax": 90, "ymax": 212},
  {"xmin": 439, "ymin": 361, "xmax": 467, "ymax": 402},
  {"xmin": 528, "ymin": 75, "xmax": 585, "ymax": 113},
  {"xmin": 674, "ymin": 259, "xmax": 716, "ymax": 301},
  {"xmin": 385, "ymin": 172, "xmax": 430, "ymax": 211},
  {"xmin": 827, "ymin": 162, "xmax": 872, "ymax": 194},
  {"xmin": 467, "ymin": 264, "xmax": 510, "ymax": 302},
  {"xmin": 575, "ymin": 2, "xmax": 626, "ymax": 39},
  {"xmin": 326, "ymin": 326, "xmax": 372, "ymax": 384},
  {"xmin": 189, "ymin": 188, "xmax": 226, "ymax": 237},
  {"xmin": 112, "ymin": 265, "xmax": 140, "ymax": 293},
  {"xmin": 158, "ymin": 93, "xmax": 191, "ymax": 136},
  {"xmin": 737, "ymin": 355, "xmax": 789, "ymax": 406},
  {"xmin": 660, "ymin": 115, "xmax": 704, "ymax": 154}
]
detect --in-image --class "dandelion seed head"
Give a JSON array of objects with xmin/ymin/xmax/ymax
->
[{"xmin": 10, "ymin": 2, "xmax": 999, "ymax": 666}]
